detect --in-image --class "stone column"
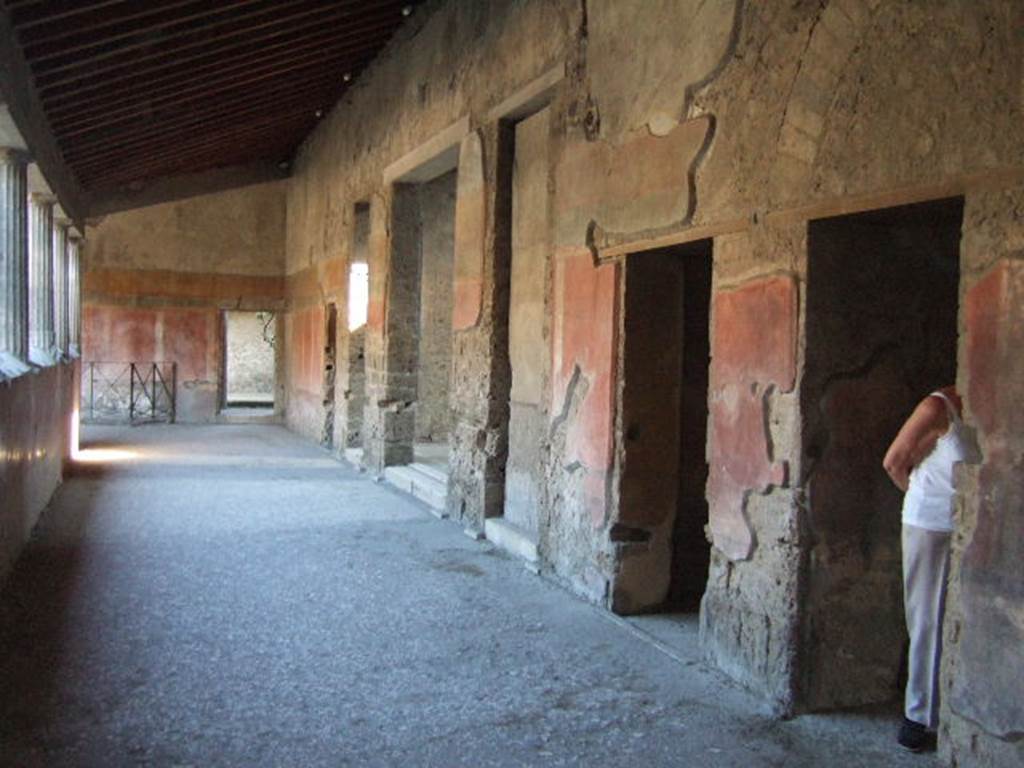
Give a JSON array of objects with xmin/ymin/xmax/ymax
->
[
  {"xmin": 53, "ymin": 217, "xmax": 70, "ymax": 356},
  {"xmin": 0, "ymin": 147, "xmax": 31, "ymax": 377},
  {"xmin": 68, "ymin": 234, "xmax": 81, "ymax": 355},
  {"xmin": 28, "ymin": 192, "xmax": 56, "ymax": 364}
]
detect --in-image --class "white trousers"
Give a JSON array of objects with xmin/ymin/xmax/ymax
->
[{"xmin": 902, "ymin": 523, "xmax": 952, "ymax": 728}]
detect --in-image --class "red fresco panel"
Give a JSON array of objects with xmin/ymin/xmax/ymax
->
[
  {"xmin": 161, "ymin": 309, "xmax": 214, "ymax": 381},
  {"xmin": 707, "ymin": 276, "xmax": 796, "ymax": 560},
  {"xmin": 108, "ymin": 308, "xmax": 157, "ymax": 363},
  {"xmin": 553, "ymin": 250, "xmax": 620, "ymax": 526},
  {"xmin": 964, "ymin": 261, "xmax": 1006, "ymax": 437}
]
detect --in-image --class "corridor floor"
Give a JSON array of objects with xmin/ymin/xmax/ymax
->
[{"xmin": 0, "ymin": 425, "xmax": 932, "ymax": 767}]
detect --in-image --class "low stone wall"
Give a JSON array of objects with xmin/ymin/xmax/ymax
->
[{"xmin": 0, "ymin": 361, "xmax": 77, "ymax": 585}]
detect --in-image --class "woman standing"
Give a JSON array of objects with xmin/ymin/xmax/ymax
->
[{"xmin": 883, "ymin": 386, "xmax": 972, "ymax": 752}]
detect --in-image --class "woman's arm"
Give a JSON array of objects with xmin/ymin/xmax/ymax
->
[{"xmin": 883, "ymin": 395, "xmax": 950, "ymax": 492}]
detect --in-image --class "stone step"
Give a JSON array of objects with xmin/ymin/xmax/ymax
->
[
  {"xmin": 383, "ymin": 463, "xmax": 448, "ymax": 513},
  {"xmin": 216, "ymin": 408, "xmax": 279, "ymax": 425},
  {"xmin": 484, "ymin": 517, "xmax": 539, "ymax": 564},
  {"xmin": 343, "ymin": 447, "xmax": 364, "ymax": 469},
  {"xmin": 408, "ymin": 461, "xmax": 447, "ymax": 484}
]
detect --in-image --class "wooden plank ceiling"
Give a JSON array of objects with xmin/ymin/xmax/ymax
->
[{"xmin": 4, "ymin": 0, "xmax": 419, "ymax": 197}]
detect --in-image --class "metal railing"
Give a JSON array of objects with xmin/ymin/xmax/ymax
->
[{"xmin": 82, "ymin": 361, "xmax": 176, "ymax": 424}]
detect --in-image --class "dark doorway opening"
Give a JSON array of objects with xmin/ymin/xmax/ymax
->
[
  {"xmin": 388, "ymin": 170, "xmax": 456, "ymax": 469},
  {"xmin": 322, "ymin": 302, "xmax": 338, "ymax": 449},
  {"xmin": 800, "ymin": 196, "xmax": 963, "ymax": 711},
  {"xmin": 618, "ymin": 239, "xmax": 712, "ymax": 614}
]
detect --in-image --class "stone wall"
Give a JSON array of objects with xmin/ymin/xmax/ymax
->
[
  {"xmin": 225, "ymin": 311, "xmax": 275, "ymax": 402},
  {"xmin": 940, "ymin": 186, "xmax": 1024, "ymax": 768},
  {"xmin": 0, "ymin": 361, "xmax": 77, "ymax": 585},
  {"xmin": 415, "ymin": 171, "xmax": 456, "ymax": 443},
  {"xmin": 503, "ymin": 106, "xmax": 551, "ymax": 537},
  {"xmin": 342, "ymin": 326, "xmax": 366, "ymax": 449},
  {"xmin": 82, "ymin": 182, "xmax": 287, "ymax": 422},
  {"xmin": 333, "ymin": 203, "xmax": 371, "ymax": 452},
  {"xmin": 279, "ymin": 0, "xmax": 1024, "ymax": 750}
]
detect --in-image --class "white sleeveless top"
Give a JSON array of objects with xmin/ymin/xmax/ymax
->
[{"xmin": 902, "ymin": 392, "xmax": 969, "ymax": 532}]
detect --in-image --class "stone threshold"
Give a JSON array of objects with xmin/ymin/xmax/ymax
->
[{"xmin": 484, "ymin": 517, "xmax": 539, "ymax": 567}]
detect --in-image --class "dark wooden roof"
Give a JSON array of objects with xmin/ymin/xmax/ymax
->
[{"xmin": 2, "ymin": 0, "xmax": 419, "ymax": 211}]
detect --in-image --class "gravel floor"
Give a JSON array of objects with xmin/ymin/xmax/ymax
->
[{"xmin": 0, "ymin": 424, "xmax": 935, "ymax": 767}]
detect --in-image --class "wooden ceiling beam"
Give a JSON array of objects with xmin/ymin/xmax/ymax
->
[
  {"xmin": 49, "ymin": 49, "xmax": 374, "ymax": 134},
  {"xmin": 23, "ymin": 0, "xmax": 288, "ymax": 61},
  {"xmin": 5, "ymin": 0, "xmax": 422, "ymax": 198},
  {"xmin": 61, "ymin": 86, "xmax": 337, "ymax": 161},
  {"xmin": 84, "ymin": 161, "xmax": 289, "ymax": 217},
  {"xmin": 45, "ymin": 36, "xmax": 380, "ymax": 123},
  {"xmin": 40, "ymin": 20, "xmax": 377, "ymax": 107},
  {"xmin": 31, "ymin": 0, "xmax": 390, "ymax": 77},
  {"xmin": 33, "ymin": 3, "xmax": 402, "ymax": 90},
  {"xmin": 58, "ymin": 75, "xmax": 342, "ymax": 146},
  {"xmin": 17, "ymin": 0, "xmax": 261, "ymax": 45},
  {"xmin": 65, "ymin": 111, "xmax": 318, "ymax": 171},
  {"xmin": 70, "ymin": 112, "xmax": 312, "ymax": 172},
  {"xmin": 10, "ymin": 0, "xmax": 136, "ymax": 31},
  {"xmin": 78, "ymin": 134, "xmax": 302, "ymax": 182},
  {"xmin": 6, "ymin": 1, "xmax": 161, "ymax": 30},
  {"xmin": 78, "ymin": 131, "xmax": 304, "ymax": 187}
]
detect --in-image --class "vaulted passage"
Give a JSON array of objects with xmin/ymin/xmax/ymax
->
[{"xmin": 0, "ymin": 425, "xmax": 928, "ymax": 766}]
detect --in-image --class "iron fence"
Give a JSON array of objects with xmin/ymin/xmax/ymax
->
[{"xmin": 82, "ymin": 362, "xmax": 176, "ymax": 424}]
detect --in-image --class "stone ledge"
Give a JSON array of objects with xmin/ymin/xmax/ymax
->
[{"xmin": 484, "ymin": 517, "xmax": 539, "ymax": 564}]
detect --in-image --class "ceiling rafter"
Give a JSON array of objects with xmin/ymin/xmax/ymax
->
[
  {"xmin": 1, "ymin": 0, "xmax": 423, "ymax": 212},
  {"xmin": 41, "ymin": 23, "xmax": 376, "ymax": 109},
  {"xmin": 59, "ymin": 75, "xmax": 346, "ymax": 149},
  {"xmin": 33, "ymin": 0, "xmax": 384, "ymax": 78},
  {"xmin": 46, "ymin": 34, "xmax": 383, "ymax": 126},
  {"xmin": 80, "ymin": 129, "xmax": 308, "ymax": 187},
  {"xmin": 64, "ymin": 92, "xmax": 336, "ymax": 165},
  {"xmin": 25, "ymin": 0, "xmax": 310, "ymax": 63},
  {"xmin": 34, "ymin": 2, "xmax": 402, "ymax": 91},
  {"xmin": 17, "ymin": 0, "xmax": 260, "ymax": 46}
]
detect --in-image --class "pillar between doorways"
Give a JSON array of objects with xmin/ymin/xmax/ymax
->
[
  {"xmin": 28, "ymin": 191, "xmax": 57, "ymax": 365},
  {"xmin": 67, "ymin": 233, "xmax": 81, "ymax": 355},
  {"xmin": 0, "ymin": 147, "xmax": 31, "ymax": 378},
  {"xmin": 53, "ymin": 217, "xmax": 71, "ymax": 356},
  {"xmin": 362, "ymin": 184, "xmax": 417, "ymax": 474}
]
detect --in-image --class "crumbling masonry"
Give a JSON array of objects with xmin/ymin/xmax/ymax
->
[{"xmin": 2, "ymin": 2, "xmax": 1021, "ymax": 766}]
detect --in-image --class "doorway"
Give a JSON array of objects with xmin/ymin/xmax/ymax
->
[
  {"xmin": 380, "ymin": 168, "xmax": 457, "ymax": 509},
  {"xmin": 341, "ymin": 201, "xmax": 370, "ymax": 459},
  {"xmin": 389, "ymin": 170, "xmax": 457, "ymax": 463},
  {"xmin": 800, "ymin": 197, "xmax": 963, "ymax": 710},
  {"xmin": 322, "ymin": 302, "xmax": 338, "ymax": 449},
  {"xmin": 617, "ymin": 240, "xmax": 712, "ymax": 614},
  {"xmin": 223, "ymin": 310, "xmax": 276, "ymax": 411},
  {"xmin": 500, "ymin": 105, "xmax": 551, "ymax": 547}
]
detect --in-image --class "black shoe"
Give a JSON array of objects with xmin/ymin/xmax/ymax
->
[{"xmin": 898, "ymin": 718, "xmax": 928, "ymax": 752}]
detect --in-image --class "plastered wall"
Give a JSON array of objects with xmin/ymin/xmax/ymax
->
[
  {"xmin": 277, "ymin": 0, "xmax": 1022, "ymax": 757},
  {"xmin": 82, "ymin": 181, "xmax": 287, "ymax": 422},
  {"xmin": 0, "ymin": 362, "xmax": 77, "ymax": 585},
  {"xmin": 225, "ymin": 311, "xmax": 275, "ymax": 401}
]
